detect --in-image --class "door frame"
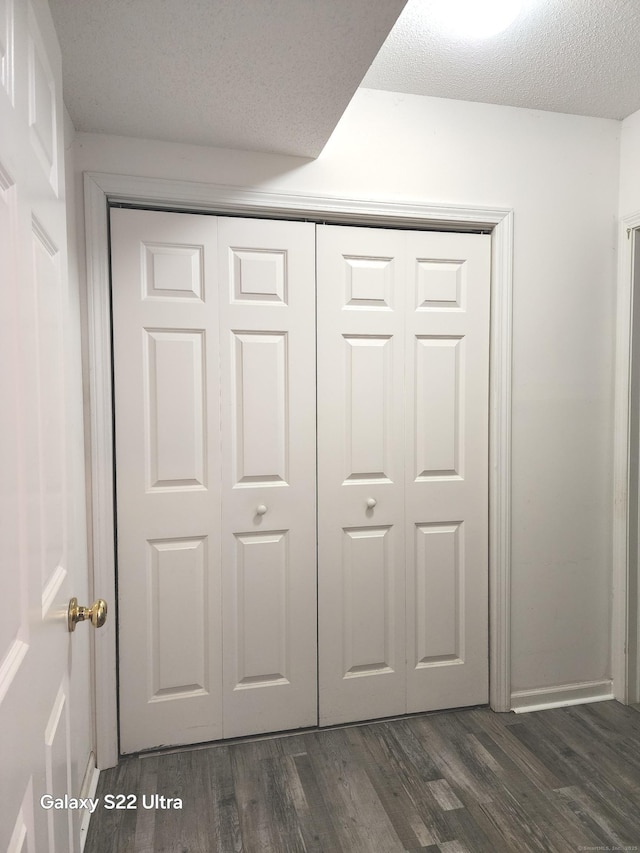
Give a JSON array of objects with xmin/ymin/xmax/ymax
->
[
  {"xmin": 612, "ymin": 212, "xmax": 640, "ymax": 706},
  {"xmin": 83, "ymin": 170, "xmax": 514, "ymax": 769}
]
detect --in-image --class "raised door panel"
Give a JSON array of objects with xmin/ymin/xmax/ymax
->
[
  {"xmin": 218, "ymin": 217, "xmax": 317, "ymax": 737},
  {"xmin": 404, "ymin": 231, "xmax": 490, "ymax": 713},
  {"xmin": 232, "ymin": 531, "xmax": 290, "ymax": 687},
  {"xmin": 6, "ymin": 781, "xmax": 35, "ymax": 853},
  {"xmin": 414, "ymin": 522, "xmax": 464, "ymax": 666},
  {"xmin": 148, "ymin": 537, "xmax": 209, "ymax": 701},
  {"xmin": 27, "ymin": 21, "xmax": 56, "ymax": 193},
  {"xmin": 317, "ymin": 224, "xmax": 406, "ymax": 725},
  {"xmin": 43, "ymin": 681, "xmax": 73, "ymax": 852},
  {"xmin": 343, "ymin": 334, "xmax": 395, "ymax": 483},
  {"xmin": 0, "ymin": 0, "xmax": 14, "ymax": 103},
  {"xmin": 112, "ymin": 209, "xmax": 223, "ymax": 753},
  {"xmin": 341, "ymin": 525, "xmax": 397, "ymax": 677},
  {"xmin": 231, "ymin": 330, "xmax": 289, "ymax": 486},
  {"xmin": 414, "ymin": 335, "xmax": 464, "ymax": 480},
  {"xmin": 24, "ymin": 217, "xmax": 71, "ymax": 673},
  {"xmin": 0, "ymin": 166, "xmax": 28, "ymax": 701},
  {"xmin": 144, "ymin": 329, "xmax": 206, "ymax": 490},
  {"xmin": 32, "ymin": 222, "xmax": 65, "ymax": 611}
]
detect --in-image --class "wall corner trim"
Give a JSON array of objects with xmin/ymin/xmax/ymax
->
[{"xmin": 84, "ymin": 171, "xmax": 515, "ymax": 761}]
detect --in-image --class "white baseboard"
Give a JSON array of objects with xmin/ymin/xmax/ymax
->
[
  {"xmin": 511, "ymin": 679, "xmax": 614, "ymax": 713},
  {"xmin": 79, "ymin": 753, "xmax": 100, "ymax": 853}
]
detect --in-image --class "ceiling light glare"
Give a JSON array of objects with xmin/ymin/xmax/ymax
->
[{"xmin": 428, "ymin": 0, "xmax": 523, "ymax": 39}]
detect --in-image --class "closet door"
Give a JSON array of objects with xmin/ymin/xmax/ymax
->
[
  {"xmin": 317, "ymin": 224, "xmax": 490, "ymax": 726},
  {"xmin": 112, "ymin": 209, "xmax": 223, "ymax": 753},
  {"xmin": 404, "ymin": 230, "xmax": 490, "ymax": 713},
  {"xmin": 112, "ymin": 210, "xmax": 317, "ymax": 752},
  {"xmin": 317, "ymin": 225, "xmax": 408, "ymax": 724},
  {"xmin": 217, "ymin": 217, "xmax": 317, "ymax": 737}
]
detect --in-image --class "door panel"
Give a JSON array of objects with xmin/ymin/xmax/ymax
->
[
  {"xmin": 342, "ymin": 525, "xmax": 396, "ymax": 675},
  {"xmin": 414, "ymin": 335, "xmax": 463, "ymax": 479},
  {"xmin": 344, "ymin": 334, "xmax": 395, "ymax": 481},
  {"xmin": 317, "ymin": 225, "xmax": 407, "ymax": 725},
  {"xmin": 0, "ymin": 1, "xmax": 85, "ymax": 849},
  {"xmin": 318, "ymin": 224, "xmax": 490, "ymax": 725},
  {"xmin": 232, "ymin": 530, "xmax": 290, "ymax": 685},
  {"xmin": 145, "ymin": 329, "xmax": 207, "ymax": 488},
  {"xmin": 231, "ymin": 330, "xmax": 289, "ymax": 484},
  {"xmin": 44, "ymin": 681, "xmax": 73, "ymax": 853},
  {"xmin": 113, "ymin": 212, "xmax": 317, "ymax": 749},
  {"xmin": 413, "ymin": 522, "xmax": 463, "ymax": 665},
  {"xmin": 405, "ymin": 230, "xmax": 490, "ymax": 713},
  {"xmin": 218, "ymin": 217, "xmax": 317, "ymax": 737},
  {"xmin": 148, "ymin": 537, "xmax": 209, "ymax": 700},
  {"xmin": 112, "ymin": 209, "xmax": 223, "ymax": 753}
]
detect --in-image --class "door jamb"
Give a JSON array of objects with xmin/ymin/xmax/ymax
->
[
  {"xmin": 612, "ymin": 212, "xmax": 640, "ymax": 705},
  {"xmin": 83, "ymin": 170, "xmax": 514, "ymax": 769}
]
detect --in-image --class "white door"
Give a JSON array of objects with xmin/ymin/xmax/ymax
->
[
  {"xmin": 112, "ymin": 210, "xmax": 317, "ymax": 752},
  {"xmin": 0, "ymin": 2, "xmax": 87, "ymax": 851},
  {"xmin": 112, "ymin": 210, "xmax": 224, "ymax": 753},
  {"xmin": 317, "ymin": 224, "xmax": 490, "ymax": 725},
  {"xmin": 113, "ymin": 212, "xmax": 490, "ymax": 749}
]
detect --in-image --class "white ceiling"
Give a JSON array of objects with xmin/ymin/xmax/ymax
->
[
  {"xmin": 50, "ymin": 0, "xmax": 640, "ymax": 160},
  {"xmin": 48, "ymin": 0, "xmax": 407, "ymax": 158},
  {"xmin": 363, "ymin": 0, "xmax": 640, "ymax": 121}
]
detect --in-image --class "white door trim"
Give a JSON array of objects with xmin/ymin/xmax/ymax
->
[
  {"xmin": 83, "ymin": 170, "xmax": 514, "ymax": 769},
  {"xmin": 612, "ymin": 211, "xmax": 640, "ymax": 705}
]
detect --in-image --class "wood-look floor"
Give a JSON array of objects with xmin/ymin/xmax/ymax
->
[{"xmin": 85, "ymin": 700, "xmax": 640, "ymax": 853}]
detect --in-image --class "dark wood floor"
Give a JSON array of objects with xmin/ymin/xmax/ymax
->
[{"xmin": 85, "ymin": 700, "xmax": 640, "ymax": 852}]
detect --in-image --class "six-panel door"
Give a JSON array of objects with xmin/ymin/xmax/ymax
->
[
  {"xmin": 0, "ymin": 1, "xmax": 88, "ymax": 850},
  {"xmin": 317, "ymin": 224, "xmax": 491, "ymax": 726},
  {"xmin": 112, "ymin": 210, "xmax": 317, "ymax": 752}
]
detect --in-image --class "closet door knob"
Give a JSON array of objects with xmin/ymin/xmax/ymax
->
[
  {"xmin": 366, "ymin": 498, "xmax": 377, "ymax": 509},
  {"xmin": 256, "ymin": 505, "xmax": 268, "ymax": 516}
]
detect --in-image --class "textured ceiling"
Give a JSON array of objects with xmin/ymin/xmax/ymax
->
[
  {"xmin": 49, "ymin": 0, "xmax": 407, "ymax": 157},
  {"xmin": 51, "ymin": 0, "xmax": 640, "ymax": 160},
  {"xmin": 363, "ymin": 0, "xmax": 640, "ymax": 121}
]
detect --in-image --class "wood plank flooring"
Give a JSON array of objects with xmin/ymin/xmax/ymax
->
[{"xmin": 85, "ymin": 701, "xmax": 640, "ymax": 852}]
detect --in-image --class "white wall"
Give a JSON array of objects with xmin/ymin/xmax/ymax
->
[
  {"xmin": 619, "ymin": 107, "xmax": 640, "ymax": 217},
  {"xmin": 72, "ymin": 88, "xmax": 620, "ymax": 700}
]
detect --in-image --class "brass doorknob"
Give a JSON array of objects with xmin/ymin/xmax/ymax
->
[{"xmin": 68, "ymin": 597, "xmax": 108, "ymax": 632}]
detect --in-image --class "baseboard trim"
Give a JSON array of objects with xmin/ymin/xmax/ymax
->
[
  {"xmin": 79, "ymin": 753, "xmax": 100, "ymax": 853},
  {"xmin": 511, "ymin": 680, "xmax": 614, "ymax": 714}
]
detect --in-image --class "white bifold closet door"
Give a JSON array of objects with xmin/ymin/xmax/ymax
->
[
  {"xmin": 317, "ymin": 224, "xmax": 491, "ymax": 725},
  {"xmin": 112, "ymin": 209, "xmax": 491, "ymax": 753},
  {"xmin": 111, "ymin": 209, "xmax": 317, "ymax": 753}
]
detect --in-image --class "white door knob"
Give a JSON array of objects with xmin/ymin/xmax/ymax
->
[
  {"xmin": 256, "ymin": 504, "xmax": 268, "ymax": 516},
  {"xmin": 366, "ymin": 498, "xmax": 377, "ymax": 509}
]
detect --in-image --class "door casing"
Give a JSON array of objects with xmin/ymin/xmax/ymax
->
[
  {"xmin": 83, "ymin": 170, "xmax": 514, "ymax": 769},
  {"xmin": 613, "ymin": 216, "xmax": 640, "ymax": 706}
]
